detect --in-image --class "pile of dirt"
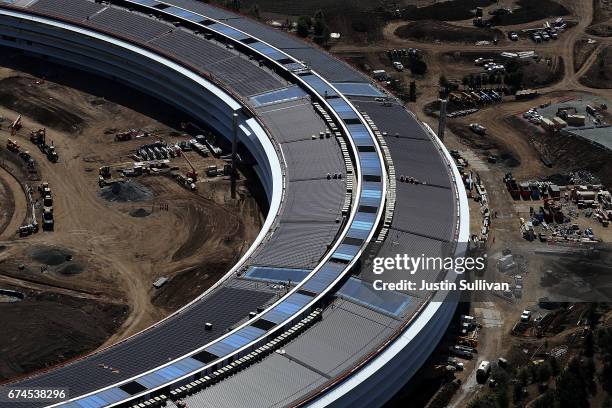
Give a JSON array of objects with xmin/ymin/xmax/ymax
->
[
  {"xmin": 28, "ymin": 246, "xmax": 73, "ymax": 266},
  {"xmin": 579, "ymin": 46, "xmax": 612, "ymax": 89},
  {"xmin": 395, "ymin": 21, "xmax": 502, "ymax": 44},
  {"xmin": 401, "ymin": 0, "xmax": 493, "ymax": 21},
  {"xmin": 129, "ymin": 208, "xmax": 151, "ymax": 218},
  {"xmin": 448, "ymin": 121, "xmax": 520, "ymax": 167},
  {"xmin": 488, "ymin": 0, "xmax": 569, "ymax": 26},
  {"xmin": 0, "ymin": 77, "xmax": 85, "ymax": 133},
  {"xmin": 56, "ymin": 263, "xmax": 84, "ymax": 275},
  {"xmin": 99, "ymin": 181, "xmax": 154, "ymax": 202},
  {"xmin": 507, "ymin": 116, "xmax": 612, "ymax": 187}
]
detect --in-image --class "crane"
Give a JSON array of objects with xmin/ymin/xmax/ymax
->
[
  {"xmin": 182, "ymin": 153, "xmax": 198, "ymax": 181},
  {"xmin": 10, "ymin": 115, "xmax": 22, "ymax": 136}
]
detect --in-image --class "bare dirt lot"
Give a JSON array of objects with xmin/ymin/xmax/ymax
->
[
  {"xmin": 0, "ymin": 52, "xmax": 262, "ymax": 381},
  {"xmin": 395, "ymin": 20, "xmax": 503, "ymax": 44},
  {"xmin": 587, "ymin": 0, "xmax": 612, "ymax": 37},
  {"xmin": 579, "ymin": 45, "xmax": 612, "ymax": 88}
]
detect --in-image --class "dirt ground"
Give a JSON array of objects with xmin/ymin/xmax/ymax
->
[
  {"xmin": 395, "ymin": 20, "xmax": 503, "ymax": 44},
  {"xmin": 0, "ymin": 53, "xmax": 262, "ymax": 381},
  {"xmin": 579, "ymin": 45, "xmax": 612, "ymax": 88}
]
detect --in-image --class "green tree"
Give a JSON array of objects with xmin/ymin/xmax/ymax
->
[
  {"xmin": 496, "ymin": 387, "xmax": 509, "ymax": 408},
  {"xmin": 555, "ymin": 358, "xmax": 590, "ymax": 408},
  {"xmin": 409, "ymin": 81, "xmax": 417, "ymax": 102},
  {"xmin": 549, "ymin": 357, "xmax": 560, "ymax": 376},
  {"xmin": 224, "ymin": 0, "xmax": 240, "ymax": 11},
  {"xmin": 600, "ymin": 360, "xmax": 612, "ymax": 394},
  {"xmin": 518, "ymin": 367, "xmax": 530, "ymax": 385},
  {"xmin": 538, "ymin": 362, "xmax": 551, "ymax": 382},
  {"xmin": 513, "ymin": 381, "xmax": 524, "ymax": 403},
  {"xmin": 296, "ymin": 16, "xmax": 311, "ymax": 38},
  {"xmin": 312, "ymin": 9, "xmax": 329, "ymax": 45},
  {"xmin": 250, "ymin": 4, "xmax": 260, "ymax": 20},
  {"xmin": 439, "ymin": 74, "xmax": 448, "ymax": 87},
  {"xmin": 533, "ymin": 390, "xmax": 555, "ymax": 408}
]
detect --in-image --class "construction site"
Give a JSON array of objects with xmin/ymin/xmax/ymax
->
[
  {"xmin": 0, "ymin": 0, "xmax": 609, "ymax": 407},
  {"xmin": 235, "ymin": 0, "xmax": 612, "ymax": 406},
  {"xmin": 0, "ymin": 53, "xmax": 263, "ymax": 381}
]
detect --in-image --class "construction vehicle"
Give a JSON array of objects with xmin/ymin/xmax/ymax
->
[
  {"xmin": 99, "ymin": 162, "xmax": 134, "ymax": 179},
  {"xmin": 9, "ymin": 115, "xmax": 22, "ymax": 136},
  {"xmin": 43, "ymin": 195, "xmax": 53, "ymax": 212},
  {"xmin": 98, "ymin": 176, "xmax": 125, "ymax": 188},
  {"xmin": 175, "ymin": 174, "xmax": 196, "ymax": 191},
  {"xmin": 182, "ymin": 153, "xmax": 198, "ymax": 181},
  {"xmin": 42, "ymin": 209, "xmax": 54, "ymax": 231},
  {"xmin": 43, "ymin": 144, "xmax": 58, "ymax": 163},
  {"xmin": 30, "ymin": 128, "xmax": 46, "ymax": 144},
  {"xmin": 29, "ymin": 128, "xmax": 59, "ymax": 162},
  {"xmin": 115, "ymin": 129, "xmax": 151, "ymax": 141},
  {"xmin": 206, "ymin": 165, "xmax": 218, "ymax": 177},
  {"xmin": 38, "ymin": 182, "xmax": 51, "ymax": 196},
  {"xmin": 19, "ymin": 150, "xmax": 32, "ymax": 162},
  {"xmin": 476, "ymin": 361, "xmax": 491, "ymax": 384},
  {"xmin": 19, "ymin": 184, "xmax": 39, "ymax": 236},
  {"xmin": 18, "ymin": 224, "xmax": 38, "ymax": 236},
  {"xmin": 7, "ymin": 139, "xmax": 20, "ymax": 152}
]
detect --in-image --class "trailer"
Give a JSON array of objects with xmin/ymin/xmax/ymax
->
[
  {"xmin": 476, "ymin": 361, "xmax": 491, "ymax": 384},
  {"xmin": 519, "ymin": 182, "xmax": 531, "ymax": 200}
]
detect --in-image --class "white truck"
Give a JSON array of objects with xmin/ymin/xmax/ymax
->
[{"xmin": 476, "ymin": 360, "xmax": 491, "ymax": 383}]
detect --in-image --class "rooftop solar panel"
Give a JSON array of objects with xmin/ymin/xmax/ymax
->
[
  {"xmin": 129, "ymin": 0, "xmax": 162, "ymax": 6},
  {"xmin": 249, "ymin": 85, "xmax": 307, "ymax": 107},
  {"xmin": 301, "ymin": 263, "xmax": 345, "ymax": 293},
  {"xmin": 332, "ymin": 82, "xmax": 384, "ymax": 97},
  {"xmin": 244, "ymin": 266, "xmax": 310, "ymax": 283},
  {"xmin": 338, "ymin": 278, "xmax": 413, "ymax": 318},
  {"xmin": 299, "ymin": 74, "xmax": 337, "ymax": 97},
  {"xmin": 164, "ymin": 6, "xmax": 203, "ymax": 22},
  {"xmin": 29, "ymin": 0, "xmax": 105, "ymax": 21},
  {"xmin": 208, "ymin": 22, "xmax": 250, "ymax": 41}
]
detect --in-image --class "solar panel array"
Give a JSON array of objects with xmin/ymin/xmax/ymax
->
[
  {"xmin": 89, "ymin": 7, "xmax": 172, "ymax": 43},
  {"xmin": 13, "ymin": 287, "xmax": 274, "ymax": 398},
  {"xmin": 150, "ymin": 29, "xmax": 286, "ymax": 96},
  {"xmin": 29, "ymin": 0, "xmax": 104, "ymax": 21}
]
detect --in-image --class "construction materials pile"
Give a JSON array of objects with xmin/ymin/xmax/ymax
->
[{"xmin": 98, "ymin": 180, "xmax": 153, "ymax": 202}]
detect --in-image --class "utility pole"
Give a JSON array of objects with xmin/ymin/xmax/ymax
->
[
  {"xmin": 438, "ymin": 87, "xmax": 447, "ymax": 142},
  {"xmin": 231, "ymin": 112, "xmax": 238, "ymax": 199}
]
